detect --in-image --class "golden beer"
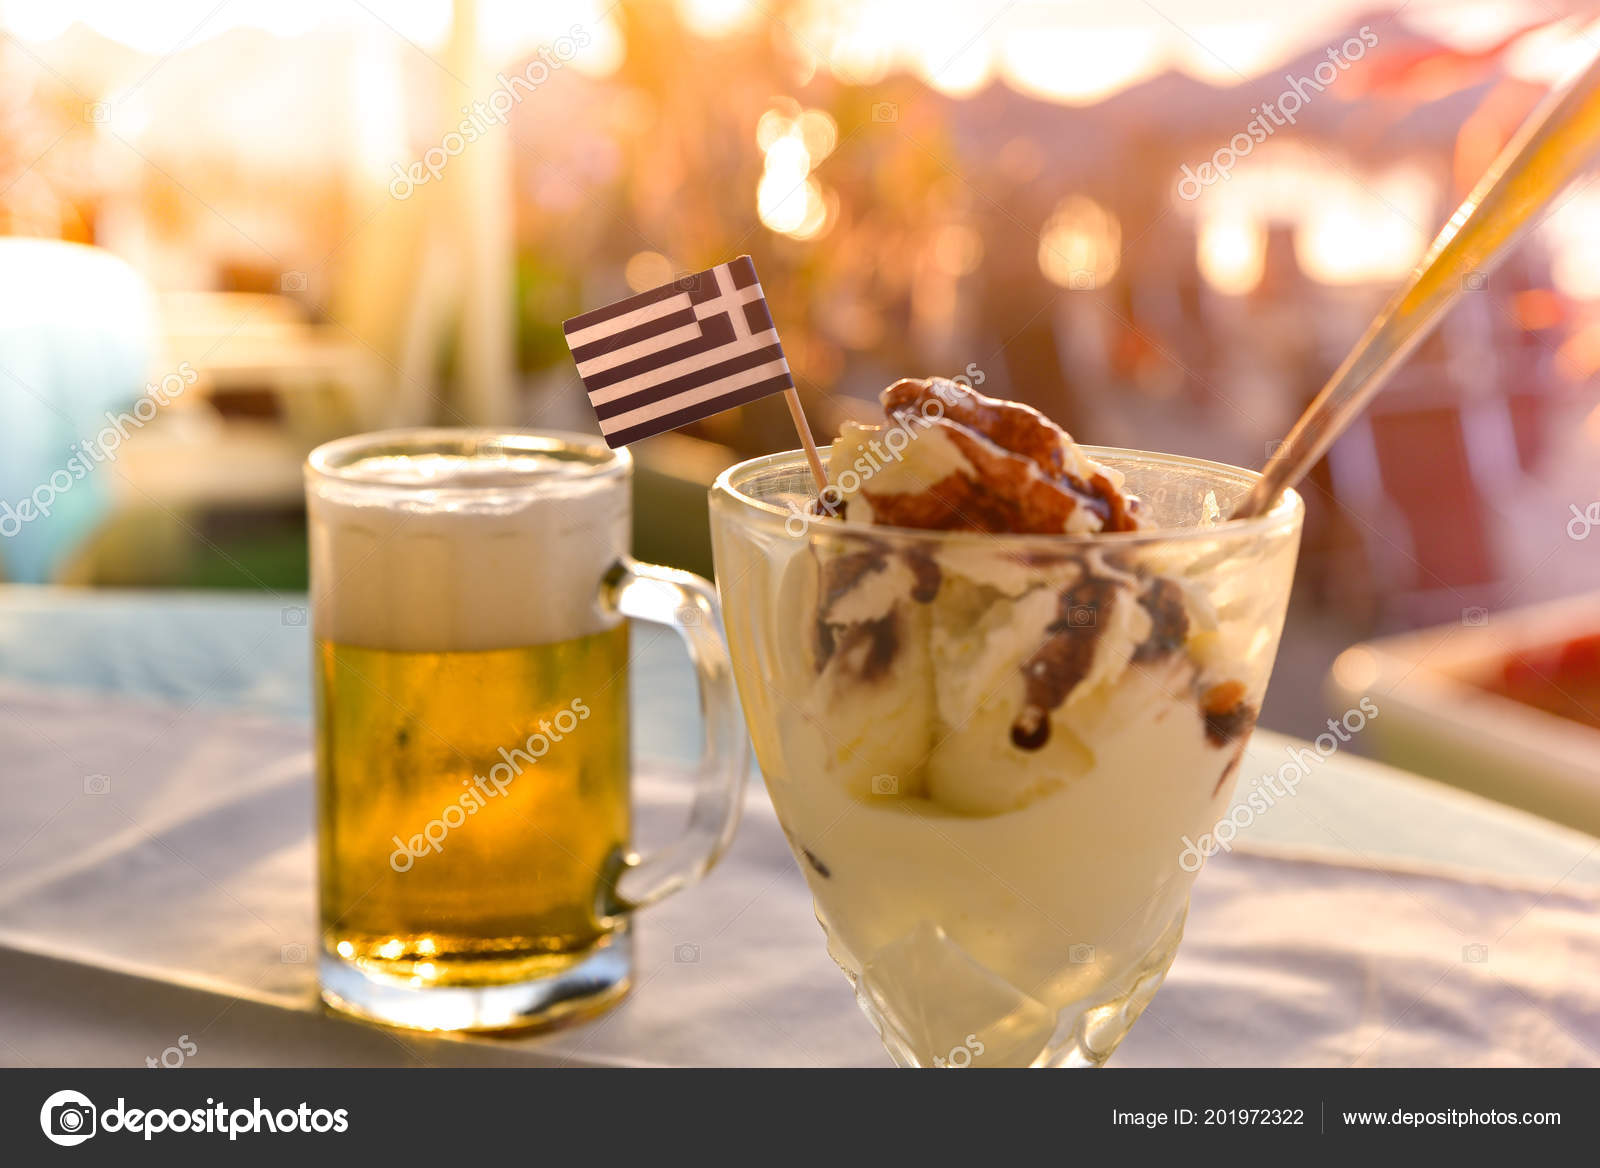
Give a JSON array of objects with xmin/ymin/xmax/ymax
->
[
  {"xmin": 316, "ymin": 626, "xmax": 630, "ymax": 988},
  {"xmin": 306, "ymin": 430, "xmax": 746, "ymax": 1032}
]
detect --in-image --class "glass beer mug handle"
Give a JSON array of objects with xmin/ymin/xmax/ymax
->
[{"xmin": 599, "ymin": 558, "xmax": 748, "ymax": 915}]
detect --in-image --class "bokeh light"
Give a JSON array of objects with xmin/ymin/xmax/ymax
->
[
  {"xmin": 624, "ymin": 251, "xmax": 675, "ymax": 291},
  {"xmin": 756, "ymin": 103, "xmax": 837, "ymax": 241},
  {"xmin": 678, "ymin": 0, "xmax": 759, "ymax": 39},
  {"xmin": 1198, "ymin": 214, "xmax": 1267, "ymax": 295},
  {"xmin": 1038, "ymin": 196, "xmax": 1122, "ymax": 290}
]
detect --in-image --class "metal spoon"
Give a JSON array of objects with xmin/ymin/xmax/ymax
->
[{"xmin": 1233, "ymin": 51, "xmax": 1600, "ymax": 519}]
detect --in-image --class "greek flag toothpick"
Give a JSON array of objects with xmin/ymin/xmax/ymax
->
[{"xmin": 564, "ymin": 255, "xmax": 826, "ymax": 489}]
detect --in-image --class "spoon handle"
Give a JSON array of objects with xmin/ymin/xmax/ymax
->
[{"xmin": 1233, "ymin": 53, "xmax": 1600, "ymax": 519}]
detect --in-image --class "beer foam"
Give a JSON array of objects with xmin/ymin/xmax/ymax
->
[{"xmin": 309, "ymin": 452, "xmax": 630, "ymax": 652}]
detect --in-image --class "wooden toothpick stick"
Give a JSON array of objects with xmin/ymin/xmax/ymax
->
[{"xmin": 783, "ymin": 385, "xmax": 829, "ymax": 496}]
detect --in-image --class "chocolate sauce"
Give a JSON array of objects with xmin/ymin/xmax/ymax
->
[
  {"xmin": 863, "ymin": 471, "xmax": 1027, "ymax": 532},
  {"xmin": 813, "ymin": 617, "xmax": 837, "ymax": 669},
  {"xmin": 1204, "ymin": 703, "xmax": 1257, "ymax": 747},
  {"xmin": 1063, "ymin": 472, "xmax": 1113, "ymax": 529},
  {"xmin": 1200, "ymin": 681, "xmax": 1257, "ymax": 748},
  {"xmin": 1212, "ymin": 742, "xmax": 1249, "ymax": 795},
  {"xmin": 882, "ymin": 377, "xmax": 1073, "ymax": 479},
  {"xmin": 852, "ymin": 616, "xmax": 900, "ymax": 682},
  {"xmin": 815, "ymin": 613, "xmax": 900, "ymax": 682},
  {"xmin": 815, "ymin": 548, "xmax": 888, "ymax": 671},
  {"xmin": 1088, "ymin": 472, "xmax": 1142, "ymax": 533},
  {"xmin": 1133, "ymin": 576, "xmax": 1189, "ymax": 663},
  {"xmin": 1009, "ymin": 572, "xmax": 1120, "ymax": 751},
  {"xmin": 903, "ymin": 548, "xmax": 942, "ymax": 603},
  {"xmin": 819, "ymin": 549, "xmax": 887, "ymax": 612},
  {"xmin": 1010, "ymin": 707, "xmax": 1051, "ymax": 750},
  {"xmin": 874, "ymin": 378, "xmax": 1143, "ymax": 534},
  {"xmin": 802, "ymin": 848, "xmax": 831, "ymax": 878}
]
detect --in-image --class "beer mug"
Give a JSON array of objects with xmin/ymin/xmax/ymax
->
[{"xmin": 305, "ymin": 430, "xmax": 747, "ymax": 1032}]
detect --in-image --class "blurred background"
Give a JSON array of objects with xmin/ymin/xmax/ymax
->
[{"xmin": 1, "ymin": 0, "xmax": 1597, "ymax": 758}]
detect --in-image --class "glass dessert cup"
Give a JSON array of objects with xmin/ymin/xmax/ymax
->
[{"xmin": 709, "ymin": 447, "xmax": 1303, "ymax": 1067}]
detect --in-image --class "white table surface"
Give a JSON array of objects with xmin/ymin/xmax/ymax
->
[{"xmin": 0, "ymin": 587, "xmax": 1596, "ymax": 1067}]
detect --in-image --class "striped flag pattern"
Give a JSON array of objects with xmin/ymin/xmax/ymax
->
[{"xmin": 564, "ymin": 255, "xmax": 795, "ymax": 448}]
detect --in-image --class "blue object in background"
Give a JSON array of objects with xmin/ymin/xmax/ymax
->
[{"xmin": 0, "ymin": 240, "xmax": 156, "ymax": 582}]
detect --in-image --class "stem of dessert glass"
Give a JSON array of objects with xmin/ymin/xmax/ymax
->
[{"xmin": 1232, "ymin": 51, "xmax": 1600, "ymax": 520}]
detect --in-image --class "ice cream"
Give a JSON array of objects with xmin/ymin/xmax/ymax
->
[
  {"xmin": 811, "ymin": 378, "xmax": 1255, "ymax": 806},
  {"xmin": 717, "ymin": 377, "xmax": 1289, "ymax": 1066},
  {"xmin": 822, "ymin": 377, "xmax": 1145, "ymax": 535}
]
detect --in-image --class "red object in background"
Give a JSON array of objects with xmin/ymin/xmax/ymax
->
[
  {"xmin": 1484, "ymin": 632, "xmax": 1600, "ymax": 731},
  {"xmin": 1343, "ymin": 21, "xmax": 1549, "ymax": 105},
  {"xmin": 1368, "ymin": 404, "xmax": 1498, "ymax": 590}
]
